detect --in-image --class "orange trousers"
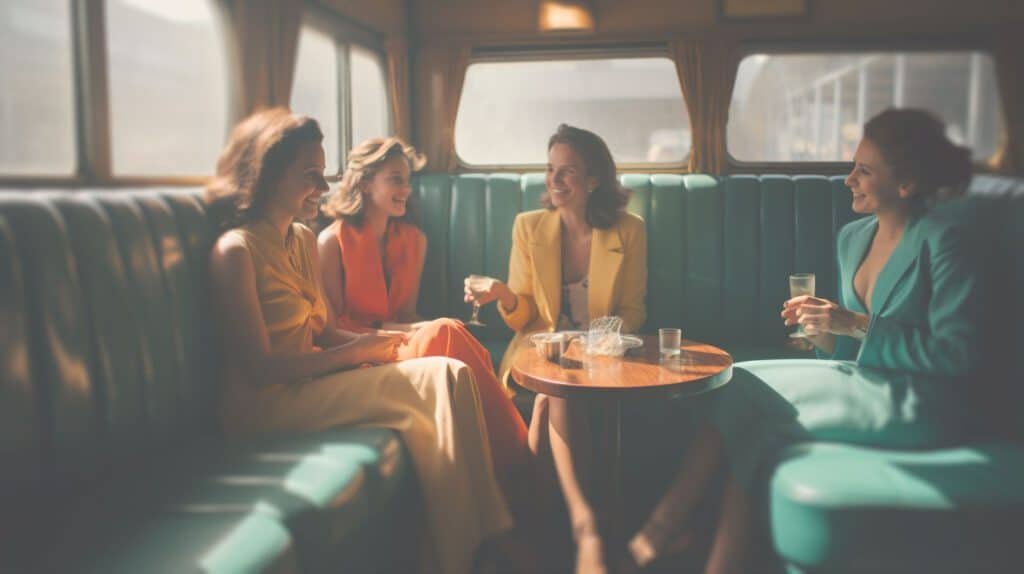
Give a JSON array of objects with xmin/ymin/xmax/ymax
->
[{"xmin": 398, "ymin": 318, "xmax": 535, "ymax": 531}]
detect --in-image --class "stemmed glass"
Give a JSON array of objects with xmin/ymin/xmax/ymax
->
[
  {"xmin": 465, "ymin": 274, "xmax": 490, "ymax": 327},
  {"xmin": 788, "ymin": 273, "xmax": 816, "ymax": 338}
]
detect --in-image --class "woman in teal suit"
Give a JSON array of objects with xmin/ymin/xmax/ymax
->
[{"xmin": 622, "ymin": 109, "xmax": 981, "ymax": 574}]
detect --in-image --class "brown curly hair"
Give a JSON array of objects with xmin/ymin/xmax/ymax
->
[
  {"xmin": 321, "ymin": 137, "xmax": 427, "ymax": 226},
  {"xmin": 204, "ymin": 107, "xmax": 323, "ymax": 230},
  {"xmin": 541, "ymin": 124, "xmax": 631, "ymax": 229}
]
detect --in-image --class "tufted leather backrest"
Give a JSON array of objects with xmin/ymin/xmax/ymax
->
[
  {"xmin": 0, "ymin": 190, "xmax": 215, "ymax": 515},
  {"xmin": 412, "ymin": 173, "xmax": 862, "ymax": 347},
  {"xmin": 956, "ymin": 176, "xmax": 1024, "ymax": 439}
]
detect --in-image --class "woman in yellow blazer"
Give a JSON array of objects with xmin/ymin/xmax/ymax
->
[
  {"xmin": 494, "ymin": 189, "xmax": 647, "ymax": 386},
  {"xmin": 466, "ymin": 124, "xmax": 647, "ymax": 574}
]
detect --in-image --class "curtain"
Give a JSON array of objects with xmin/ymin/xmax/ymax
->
[
  {"xmin": 386, "ymin": 36, "xmax": 411, "ymax": 141},
  {"xmin": 415, "ymin": 41, "xmax": 472, "ymax": 171},
  {"xmin": 226, "ymin": 0, "xmax": 304, "ymax": 117},
  {"xmin": 671, "ymin": 38, "xmax": 739, "ymax": 174},
  {"xmin": 992, "ymin": 36, "xmax": 1024, "ymax": 175}
]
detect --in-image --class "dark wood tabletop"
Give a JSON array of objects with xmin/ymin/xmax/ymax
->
[{"xmin": 510, "ymin": 335, "xmax": 733, "ymax": 399}]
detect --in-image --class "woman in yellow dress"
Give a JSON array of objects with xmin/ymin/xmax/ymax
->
[
  {"xmin": 466, "ymin": 124, "xmax": 648, "ymax": 574},
  {"xmin": 205, "ymin": 108, "xmax": 512, "ymax": 574}
]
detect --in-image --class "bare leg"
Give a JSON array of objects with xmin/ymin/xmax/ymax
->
[
  {"xmin": 704, "ymin": 475, "xmax": 753, "ymax": 574},
  {"xmin": 528, "ymin": 394, "xmax": 551, "ymax": 461},
  {"xmin": 624, "ymin": 422, "xmax": 724, "ymax": 569},
  {"xmin": 547, "ymin": 395, "xmax": 609, "ymax": 574},
  {"xmin": 526, "ymin": 394, "xmax": 571, "ymax": 573}
]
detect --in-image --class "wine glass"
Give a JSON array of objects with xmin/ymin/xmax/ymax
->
[
  {"xmin": 788, "ymin": 273, "xmax": 816, "ymax": 339},
  {"xmin": 465, "ymin": 274, "xmax": 491, "ymax": 327}
]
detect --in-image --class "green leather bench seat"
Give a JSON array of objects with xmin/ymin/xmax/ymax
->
[
  {"xmin": 62, "ymin": 511, "xmax": 299, "ymax": 574},
  {"xmin": 772, "ymin": 443, "xmax": 1024, "ymax": 573},
  {"xmin": 0, "ymin": 192, "xmax": 416, "ymax": 573},
  {"xmin": 48, "ymin": 427, "xmax": 414, "ymax": 573}
]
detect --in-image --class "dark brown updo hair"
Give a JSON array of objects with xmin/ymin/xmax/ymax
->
[
  {"xmin": 321, "ymin": 137, "xmax": 426, "ymax": 227},
  {"xmin": 205, "ymin": 107, "xmax": 323, "ymax": 230},
  {"xmin": 863, "ymin": 108, "xmax": 973, "ymax": 205},
  {"xmin": 542, "ymin": 124, "xmax": 631, "ymax": 229}
]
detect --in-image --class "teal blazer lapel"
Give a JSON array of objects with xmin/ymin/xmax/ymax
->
[
  {"xmin": 840, "ymin": 218, "xmax": 876, "ymax": 312},
  {"xmin": 870, "ymin": 215, "xmax": 925, "ymax": 315}
]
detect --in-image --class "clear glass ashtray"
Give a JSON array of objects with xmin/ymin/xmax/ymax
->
[{"xmin": 583, "ymin": 332, "xmax": 643, "ymax": 357}]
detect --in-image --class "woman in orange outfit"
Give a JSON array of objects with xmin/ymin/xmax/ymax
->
[{"xmin": 317, "ymin": 137, "xmax": 536, "ymax": 538}]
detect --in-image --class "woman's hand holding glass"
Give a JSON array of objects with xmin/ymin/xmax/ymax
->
[
  {"xmin": 463, "ymin": 275, "xmax": 501, "ymax": 304},
  {"xmin": 463, "ymin": 275, "xmax": 523, "ymax": 325},
  {"xmin": 782, "ymin": 296, "xmax": 868, "ymax": 339},
  {"xmin": 462, "ymin": 275, "xmax": 493, "ymax": 326}
]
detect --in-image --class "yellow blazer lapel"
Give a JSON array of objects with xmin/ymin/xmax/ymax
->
[
  {"xmin": 530, "ymin": 210, "xmax": 562, "ymax": 327},
  {"xmin": 588, "ymin": 223, "xmax": 624, "ymax": 320}
]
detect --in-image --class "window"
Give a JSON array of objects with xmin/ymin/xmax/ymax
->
[
  {"xmin": 350, "ymin": 45, "xmax": 390, "ymax": 149},
  {"xmin": 292, "ymin": 24, "xmax": 342, "ymax": 176},
  {"xmin": 0, "ymin": 0, "xmax": 76, "ymax": 176},
  {"xmin": 455, "ymin": 57, "xmax": 690, "ymax": 166},
  {"xmin": 106, "ymin": 0, "xmax": 229, "ymax": 176},
  {"xmin": 728, "ymin": 51, "xmax": 1004, "ymax": 162},
  {"xmin": 291, "ymin": 13, "xmax": 391, "ymax": 176}
]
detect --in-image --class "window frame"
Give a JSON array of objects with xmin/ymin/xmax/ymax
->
[
  {"xmin": 0, "ymin": 0, "xmax": 395, "ymax": 186},
  {"xmin": 726, "ymin": 42, "xmax": 1004, "ymax": 174},
  {"xmin": 1, "ymin": 0, "xmax": 234, "ymax": 187},
  {"xmin": 454, "ymin": 44, "xmax": 692, "ymax": 172},
  {"xmin": 299, "ymin": 4, "xmax": 391, "ymax": 176}
]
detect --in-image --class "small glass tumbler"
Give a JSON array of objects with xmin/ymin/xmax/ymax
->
[{"xmin": 659, "ymin": 328, "xmax": 682, "ymax": 360}]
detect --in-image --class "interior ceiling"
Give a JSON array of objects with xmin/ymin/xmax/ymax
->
[
  {"xmin": 407, "ymin": 0, "xmax": 1021, "ymax": 38},
  {"xmin": 318, "ymin": 0, "xmax": 406, "ymax": 34}
]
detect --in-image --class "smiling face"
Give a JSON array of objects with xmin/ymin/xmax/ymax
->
[
  {"xmin": 362, "ymin": 154, "xmax": 413, "ymax": 219},
  {"xmin": 546, "ymin": 142, "xmax": 598, "ymax": 212},
  {"xmin": 845, "ymin": 138, "xmax": 913, "ymax": 215},
  {"xmin": 266, "ymin": 141, "xmax": 329, "ymax": 220}
]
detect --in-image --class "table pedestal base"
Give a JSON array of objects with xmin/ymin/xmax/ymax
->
[{"xmin": 593, "ymin": 398, "xmax": 624, "ymax": 549}]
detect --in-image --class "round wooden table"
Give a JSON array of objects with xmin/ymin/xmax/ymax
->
[
  {"xmin": 510, "ymin": 335, "xmax": 733, "ymax": 545},
  {"xmin": 511, "ymin": 335, "xmax": 733, "ymax": 398}
]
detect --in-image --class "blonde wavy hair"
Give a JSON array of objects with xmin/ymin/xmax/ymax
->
[{"xmin": 322, "ymin": 137, "xmax": 426, "ymax": 226}]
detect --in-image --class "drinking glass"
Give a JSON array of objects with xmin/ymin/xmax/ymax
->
[
  {"xmin": 788, "ymin": 273, "xmax": 816, "ymax": 338},
  {"xmin": 659, "ymin": 328, "xmax": 682, "ymax": 360},
  {"xmin": 465, "ymin": 274, "xmax": 490, "ymax": 327}
]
